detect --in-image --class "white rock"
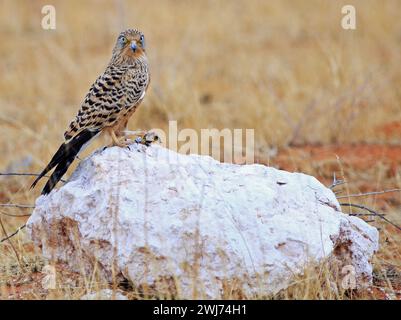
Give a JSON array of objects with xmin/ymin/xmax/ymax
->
[{"xmin": 27, "ymin": 144, "xmax": 379, "ymax": 298}]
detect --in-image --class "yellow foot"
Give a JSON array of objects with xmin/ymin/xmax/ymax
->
[
  {"xmin": 109, "ymin": 137, "xmax": 133, "ymax": 148},
  {"xmin": 107, "ymin": 128, "xmax": 133, "ymax": 148}
]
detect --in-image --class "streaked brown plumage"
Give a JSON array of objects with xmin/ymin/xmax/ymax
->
[{"xmin": 31, "ymin": 28, "xmax": 150, "ymax": 195}]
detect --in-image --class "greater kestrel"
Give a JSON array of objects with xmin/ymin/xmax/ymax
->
[{"xmin": 31, "ymin": 29, "xmax": 150, "ymax": 195}]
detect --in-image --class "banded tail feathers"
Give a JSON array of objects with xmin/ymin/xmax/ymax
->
[{"xmin": 31, "ymin": 129, "xmax": 100, "ymax": 195}]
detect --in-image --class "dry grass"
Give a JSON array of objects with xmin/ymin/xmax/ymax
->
[{"xmin": 0, "ymin": 0, "xmax": 400, "ymax": 299}]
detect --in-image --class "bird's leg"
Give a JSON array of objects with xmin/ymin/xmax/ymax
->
[{"xmin": 108, "ymin": 128, "xmax": 130, "ymax": 148}]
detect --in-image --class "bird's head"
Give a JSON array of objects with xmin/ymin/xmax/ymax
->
[{"xmin": 111, "ymin": 29, "xmax": 147, "ymax": 64}]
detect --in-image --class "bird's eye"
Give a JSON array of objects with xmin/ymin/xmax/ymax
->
[
  {"xmin": 119, "ymin": 36, "xmax": 127, "ymax": 45},
  {"xmin": 140, "ymin": 35, "xmax": 145, "ymax": 48}
]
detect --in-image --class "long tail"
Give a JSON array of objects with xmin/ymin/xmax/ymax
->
[{"xmin": 31, "ymin": 129, "xmax": 100, "ymax": 195}]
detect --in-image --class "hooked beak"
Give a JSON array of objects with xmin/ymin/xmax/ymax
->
[{"xmin": 130, "ymin": 41, "xmax": 137, "ymax": 52}]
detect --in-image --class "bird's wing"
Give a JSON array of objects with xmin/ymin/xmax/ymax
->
[{"xmin": 64, "ymin": 65, "xmax": 148, "ymax": 141}]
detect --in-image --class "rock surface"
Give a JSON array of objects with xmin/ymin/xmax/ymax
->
[{"xmin": 27, "ymin": 144, "xmax": 379, "ymax": 298}]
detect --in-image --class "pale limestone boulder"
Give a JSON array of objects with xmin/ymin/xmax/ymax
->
[{"xmin": 27, "ymin": 144, "xmax": 379, "ymax": 298}]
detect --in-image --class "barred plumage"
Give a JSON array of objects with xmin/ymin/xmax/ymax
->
[{"xmin": 32, "ymin": 29, "xmax": 150, "ymax": 195}]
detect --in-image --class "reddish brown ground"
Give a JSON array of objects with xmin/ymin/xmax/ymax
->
[
  {"xmin": 263, "ymin": 143, "xmax": 401, "ymax": 209},
  {"xmin": 1, "ymin": 263, "xmax": 83, "ymax": 300},
  {"xmin": 273, "ymin": 144, "xmax": 401, "ymax": 179},
  {"xmin": 1, "ymin": 272, "xmax": 46, "ymax": 299},
  {"xmin": 377, "ymin": 121, "xmax": 401, "ymax": 140}
]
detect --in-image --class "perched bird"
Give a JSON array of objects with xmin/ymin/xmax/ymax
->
[{"xmin": 31, "ymin": 28, "xmax": 151, "ymax": 195}]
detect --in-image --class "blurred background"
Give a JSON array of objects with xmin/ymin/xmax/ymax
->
[
  {"xmin": 1, "ymin": 0, "xmax": 401, "ymax": 161},
  {"xmin": 0, "ymin": 0, "xmax": 400, "ymax": 299}
]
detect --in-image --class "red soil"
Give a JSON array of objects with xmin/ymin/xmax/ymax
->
[
  {"xmin": 273, "ymin": 144, "xmax": 401, "ymax": 175},
  {"xmin": 377, "ymin": 121, "xmax": 401, "ymax": 139}
]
